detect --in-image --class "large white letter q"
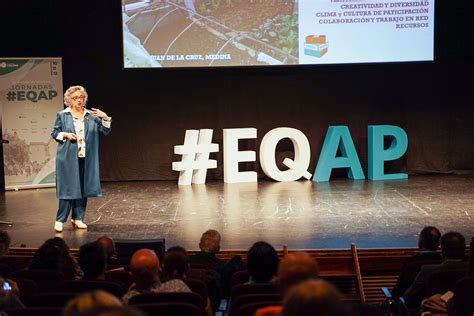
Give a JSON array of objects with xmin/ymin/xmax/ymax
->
[{"xmin": 260, "ymin": 127, "xmax": 312, "ymax": 182}]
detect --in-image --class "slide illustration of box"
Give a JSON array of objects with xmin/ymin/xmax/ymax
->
[{"xmin": 304, "ymin": 35, "xmax": 328, "ymax": 58}]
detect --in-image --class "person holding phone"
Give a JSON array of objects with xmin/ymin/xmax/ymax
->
[
  {"xmin": 0, "ymin": 277, "xmax": 24, "ymax": 311},
  {"xmin": 51, "ymin": 85, "xmax": 112, "ymax": 232}
]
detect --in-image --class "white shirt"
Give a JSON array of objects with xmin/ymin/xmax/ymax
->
[{"xmin": 56, "ymin": 107, "xmax": 111, "ymax": 157}]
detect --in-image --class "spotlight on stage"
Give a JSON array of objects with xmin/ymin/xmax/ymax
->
[{"xmin": 114, "ymin": 238, "xmax": 165, "ymax": 265}]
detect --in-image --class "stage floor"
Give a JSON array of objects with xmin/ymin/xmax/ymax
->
[{"xmin": 1, "ymin": 175, "xmax": 473, "ymax": 250}]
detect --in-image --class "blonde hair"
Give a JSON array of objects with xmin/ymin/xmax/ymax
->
[
  {"xmin": 282, "ymin": 279, "xmax": 342, "ymax": 316},
  {"xmin": 64, "ymin": 85, "xmax": 88, "ymax": 107},
  {"xmin": 64, "ymin": 290, "xmax": 122, "ymax": 316}
]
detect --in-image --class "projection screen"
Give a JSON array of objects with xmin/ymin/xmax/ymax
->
[{"xmin": 122, "ymin": 0, "xmax": 435, "ymax": 68}]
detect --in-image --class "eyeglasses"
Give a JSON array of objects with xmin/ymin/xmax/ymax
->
[{"xmin": 71, "ymin": 96, "xmax": 85, "ymax": 101}]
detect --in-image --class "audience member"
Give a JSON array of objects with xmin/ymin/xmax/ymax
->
[
  {"xmin": 50, "ymin": 237, "xmax": 82, "ymax": 279},
  {"xmin": 391, "ymin": 226, "xmax": 442, "ymax": 298},
  {"xmin": 160, "ymin": 246, "xmax": 189, "ymax": 282},
  {"xmin": 79, "ymin": 242, "xmax": 107, "ymax": 280},
  {"xmin": 281, "ymin": 279, "xmax": 342, "ymax": 316},
  {"xmin": 64, "ymin": 290, "xmax": 122, "ymax": 316},
  {"xmin": 0, "ymin": 231, "xmax": 14, "ymax": 272},
  {"xmin": 189, "ymin": 229, "xmax": 244, "ymax": 296},
  {"xmin": 469, "ymin": 236, "xmax": 474, "ymax": 276},
  {"xmin": 97, "ymin": 235, "xmax": 120, "ymax": 266},
  {"xmin": 404, "ymin": 231, "xmax": 467, "ymax": 308},
  {"xmin": 0, "ymin": 277, "xmax": 24, "ymax": 312},
  {"xmin": 0, "ymin": 231, "xmax": 10, "ymax": 260},
  {"xmin": 255, "ymin": 252, "xmax": 320, "ymax": 316},
  {"xmin": 247, "ymin": 241, "xmax": 279, "ymax": 284},
  {"xmin": 189, "ymin": 230, "xmax": 225, "ymax": 270},
  {"xmin": 29, "ymin": 237, "xmax": 81, "ymax": 279},
  {"xmin": 122, "ymin": 249, "xmax": 191, "ymax": 304}
]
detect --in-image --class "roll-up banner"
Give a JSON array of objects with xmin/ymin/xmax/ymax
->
[{"xmin": 0, "ymin": 58, "xmax": 63, "ymax": 190}]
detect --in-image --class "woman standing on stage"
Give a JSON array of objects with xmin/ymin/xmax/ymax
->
[{"xmin": 51, "ymin": 85, "xmax": 111, "ymax": 232}]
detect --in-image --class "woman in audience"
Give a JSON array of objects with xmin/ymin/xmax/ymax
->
[
  {"xmin": 78, "ymin": 241, "xmax": 107, "ymax": 280},
  {"xmin": 246, "ymin": 241, "xmax": 279, "ymax": 284},
  {"xmin": 160, "ymin": 246, "xmax": 189, "ymax": 283},
  {"xmin": 29, "ymin": 237, "xmax": 81, "ymax": 279}
]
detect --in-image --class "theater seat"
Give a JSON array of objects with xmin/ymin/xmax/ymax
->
[
  {"xmin": 11, "ymin": 278, "xmax": 38, "ymax": 306},
  {"xmin": 237, "ymin": 301, "xmax": 281, "ymax": 316},
  {"xmin": 128, "ymin": 292, "xmax": 205, "ymax": 312},
  {"xmin": 28, "ymin": 292, "xmax": 77, "ymax": 308},
  {"xmin": 60, "ymin": 280, "xmax": 125, "ymax": 298},
  {"xmin": 11, "ymin": 269, "xmax": 63, "ymax": 293},
  {"xmin": 450, "ymin": 277, "xmax": 474, "ymax": 316},
  {"xmin": 425, "ymin": 269, "xmax": 467, "ymax": 297},
  {"xmin": 5, "ymin": 307, "xmax": 63, "ymax": 316},
  {"xmin": 230, "ymin": 283, "xmax": 278, "ymax": 302},
  {"xmin": 229, "ymin": 293, "xmax": 281, "ymax": 316},
  {"xmin": 105, "ymin": 270, "xmax": 132, "ymax": 289},
  {"xmin": 133, "ymin": 302, "xmax": 203, "ymax": 316},
  {"xmin": 184, "ymin": 277, "xmax": 209, "ymax": 303},
  {"xmin": 230, "ymin": 270, "xmax": 250, "ymax": 287}
]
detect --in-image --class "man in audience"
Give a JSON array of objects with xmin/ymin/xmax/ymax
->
[
  {"xmin": 78, "ymin": 241, "xmax": 108, "ymax": 280},
  {"xmin": 189, "ymin": 230, "xmax": 225, "ymax": 270},
  {"xmin": 122, "ymin": 249, "xmax": 190, "ymax": 304},
  {"xmin": 247, "ymin": 241, "xmax": 279, "ymax": 284},
  {"xmin": 404, "ymin": 231, "xmax": 467, "ymax": 308},
  {"xmin": 391, "ymin": 226, "xmax": 442, "ymax": 298},
  {"xmin": 255, "ymin": 252, "xmax": 320, "ymax": 316},
  {"xmin": 189, "ymin": 229, "xmax": 244, "ymax": 296},
  {"xmin": 97, "ymin": 235, "xmax": 121, "ymax": 267}
]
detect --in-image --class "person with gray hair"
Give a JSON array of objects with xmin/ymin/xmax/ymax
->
[
  {"xmin": 189, "ymin": 230, "xmax": 224, "ymax": 269},
  {"xmin": 189, "ymin": 229, "xmax": 244, "ymax": 297},
  {"xmin": 122, "ymin": 249, "xmax": 191, "ymax": 304},
  {"xmin": 52, "ymin": 85, "xmax": 112, "ymax": 233}
]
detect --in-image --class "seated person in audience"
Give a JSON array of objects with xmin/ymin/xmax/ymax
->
[
  {"xmin": 246, "ymin": 241, "xmax": 279, "ymax": 284},
  {"xmin": 29, "ymin": 237, "xmax": 82, "ymax": 279},
  {"xmin": 79, "ymin": 241, "xmax": 107, "ymax": 280},
  {"xmin": 64, "ymin": 290, "xmax": 122, "ymax": 316},
  {"xmin": 0, "ymin": 277, "xmax": 24, "ymax": 312},
  {"xmin": 189, "ymin": 229, "xmax": 244, "ymax": 296},
  {"xmin": 255, "ymin": 252, "xmax": 320, "ymax": 316},
  {"xmin": 404, "ymin": 231, "xmax": 467, "ymax": 308},
  {"xmin": 53, "ymin": 237, "xmax": 82, "ymax": 279},
  {"xmin": 160, "ymin": 246, "xmax": 189, "ymax": 282},
  {"xmin": 189, "ymin": 229, "xmax": 226, "ymax": 271},
  {"xmin": 97, "ymin": 235, "xmax": 120, "ymax": 267},
  {"xmin": 281, "ymin": 279, "xmax": 343, "ymax": 316},
  {"xmin": 391, "ymin": 226, "xmax": 442, "ymax": 298},
  {"xmin": 162, "ymin": 246, "xmax": 213, "ymax": 316},
  {"xmin": 122, "ymin": 249, "xmax": 191, "ymax": 304},
  {"xmin": 0, "ymin": 231, "xmax": 14, "ymax": 272},
  {"xmin": 469, "ymin": 236, "xmax": 474, "ymax": 276}
]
